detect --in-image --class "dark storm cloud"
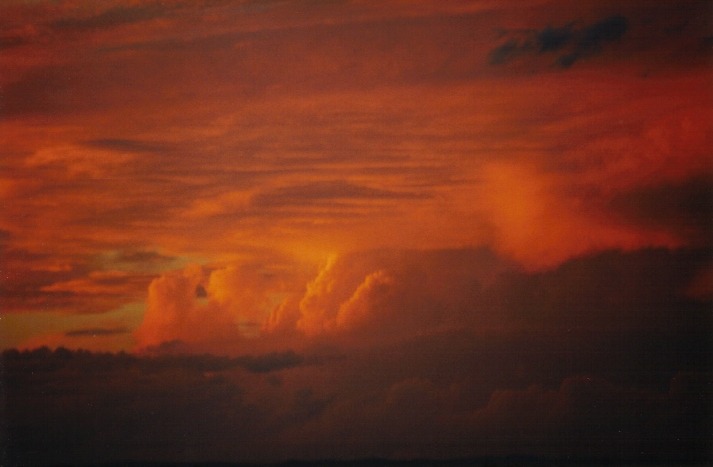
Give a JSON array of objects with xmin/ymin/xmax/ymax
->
[
  {"xmin": 233, "ymin": 351, "xmax": 305, "ymax": 373},
  {"xmin": 5, "ymin": 246, "xmax": 713, "ymax": 463},
  {"xmin": 608, "ymin": 175, "xmax": 713, "ymax": 245},
  {"xmin": 502, "ymin": 248, "xmax": 708, "ymax": 320},
  {"xmin": 4, "ymin": 345, "xmax": 710, "ymax": 464},
  {"xmin": 489, "ymin": 15, "xmax": 628, "ymax": 68},
  {"xmin": 3, "ymin": 347, "xmax": 307, "ymax": 376}
]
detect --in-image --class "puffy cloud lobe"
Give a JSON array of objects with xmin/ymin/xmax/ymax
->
[
  {"xmin": 335, "ymin": 270, "xmax": 395, "ymax": 331},
  {"xmin": 288, "ymin": 248, "xmax": 511, "ymax": 343},
  {"xmin": 137, "ymin": 245, "xmax": 710, "ymax": 353},
  {"xmin": 134, "ymin": 261, "xmax": 304, "ymax": 349},
  {"xmin": 134, "ymin": 266, "xmax": 240, "ymax": 349},
  {"xmin": 207, "ymin": 265, "xmax": 284, "ymax": 333}
]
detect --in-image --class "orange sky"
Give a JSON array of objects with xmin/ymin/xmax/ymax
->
[
  {"xmin": 2, "ymin": 1, "xmax": 713, "ymax": 464},
  {"xmin": 1, "ymin": 0, "xmax": 711, "ymax": 351}
]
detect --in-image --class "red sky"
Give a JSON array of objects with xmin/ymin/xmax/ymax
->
[{"xmin": 1, "ymin": 0, "xmax": 712, "ymax": 464}]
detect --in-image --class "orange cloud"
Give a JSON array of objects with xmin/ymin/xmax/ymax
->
[
  {"xmin": 134, "ymin": 265, "xmax": 241, "ymax": 350},
  {"xmin": 1, "ymin": 0, "xmax": 711, "ymax": 357}
]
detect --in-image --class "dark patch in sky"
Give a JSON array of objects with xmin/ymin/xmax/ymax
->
[
  {"xmin": 232, "ymin": 351, "xmax": 304, "ymax": 373},
  {"xmin": 0, "ymin": 33, "xmax": 30, "ymax": 50},
  {"xmin": 0, "ymin": 229, "xmax": 12, "ymax": 247},
  {"xmin": 252, "ymin": 180, "xmax": 427, "ymax": 208},
  {"xmin": 490, "ymin": 15, "xmax": 628, "ymax": 68},
  {"xmin": 488, "ymin": 39, "xmax": 523, "ymax": 65},
  {"xmin": 608, "ymin": 176, "xmax": 713, "ymax": 245},
  {"xmin": 114, "ymin": 250, "xmax": 176, "ymax": 265},
  {"xmin": 65, "ymin": 327, "xmax": 129, "ymax": 337},
  {"xmin": 50, "ymin": 4, "xmax": 168, "ymax": 31},
  {"xmin": 559, "ymin": 15, "xmax": 628, "ymax": 67},
  {"xmin": 84, "ymin": 139, "xmax": 172, "ymax": 154},
  {"xmin": 537, "ymin": 25, "xmax": 573, "ymax": 52}
]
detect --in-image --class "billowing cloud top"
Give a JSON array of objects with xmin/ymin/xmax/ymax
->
[{"xmin": 1, "ymin": 0, "xmax": 712, "ymax": 464}]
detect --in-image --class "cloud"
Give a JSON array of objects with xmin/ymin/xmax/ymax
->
[
  {"xmin": 6, "ymin": 344, "xmax": 711, "ymax": 464},
  {"xmin": 2, "ymin": 346, "xmax": 312, "ymax": 464},
  {"xmin": 129, "ymin": 245, "xmax": 712, "ymax": 357},
  {"xmin": 287, "ymin": 248, "xmax": 511, "ymax": 342},
  {"xmin": 65, "ymin": 326, "xmax": 129, "ymax": 337},
  {"xmin": 82, "ymin": 138, "xmax": 171, "ymax": 153},
  {"xmin": 233, "ymin": 350, "xmax": 305, "ymax": 373},
  {"xmin": 133, "ymin": 266, "xmax": 241, "ymax": 350},
  {"xmin": 252, "ymin": 180, "xmax": 427, "ymax": 209},
  {"xmin": 50, "ymin": 4, "xmax": 170, "ymax": 32},
  {"xmin": 489, "ymin": 15, "xmax": 628, "ymax": 68},
  {"xmin": 607, "ymin": 175, "xmax": 713, "ymax": 246},
  {"xmin": 133, "ymin": 261, "xmax": 308, "ymax": 350},
  {"xmin": 465, "ymin": 373, "xmax": 712, "ymax": 459},
  {"xmin": 557, "ymin": 15, "xmax": 628, "ymax": 67},
  {"xmin": 6, "ymin": 245, "xmax": 712, "ymax": 460},
  {"xmin": 537, "ymin": 25, "xmax": 573, "ymax": 52}
]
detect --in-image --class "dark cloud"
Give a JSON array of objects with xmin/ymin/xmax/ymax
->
[
  {"xmin": 537, "ymin": 25, "xmax": 573, "ymax": 52},
  {"xmin": 252, "ymin": 180, "xmax": 428, "ymax": 208},
  {"xmin": 112, "ymin": 250, "xmax": 177, "ymax": 267},
  {"xmin": 4, "ymin": 344, "xmax": 711, "ymax": 464},
  {"xmin": 490, "ymin": 15, "xmax": 628, "ymax": 68},
  {"xmin": 83, "ymin": 139, "xmax": 172, "ymax": 154},
  {"xmin": 608, "ymin": 175, "xmax": 713, "ymax": 246},
  {"xmin": 50, "ymin": 4, "xmax": 169, "ymax": 31},
  {"xmin": 65, "ymin": 327, "xmax": 129, "ymax": 337},
  {"xmin": 4, "ymin": 246, "xmax": 713, "ymax": 464},
  {"xmin": 487, "ymin": 39, "xmax": 523, "ymax": 65},
  {"xmin": 0, "ymin": 229, "xmax": 12, "ymax": 247},
  {"xmin": 233, "ymin": 351, "xmax": 304, "ymax": 373},
  {"xmin": 0, "ymin": 10, "xmax": 493, "ymax": 119},
  {"xmin": 558, "ymin": 15, "xmax": 628, "ymax": 67},
  {"xmin": 0, "ymin": 33, "xmax": 30, "ymax": 50}
]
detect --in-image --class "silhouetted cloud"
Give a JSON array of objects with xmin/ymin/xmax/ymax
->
[
  {"xmin": 233, "ymin": 351, "xmax": 304, "ymax": 373},
  {"xmin": 251, "ymin": 180, "xmax": 428, "ymax": 208},
  {"xmin": 5, "ymin": 343, "xmax": 710, "ymax": 464},
  {"xmin": 608, "ymin": 175, "xmax": 713, "ymax": 245},
  {"xmin": 537, "ymin": 25, "xmax": 573, "ymax": 52},
  {"xmin": 65, "ymin": 327, "xmax": 129, "ymax": 337},
  {"xmin": 558, "ymin": 15, "xmax": 628, "ymax": 67},
  {"xmin": 490, "ymin": 15, "xmax": 628, "ymax": 68}
]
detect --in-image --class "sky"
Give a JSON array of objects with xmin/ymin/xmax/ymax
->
[{"xmin": 1, "ymin": 0, "xmax": 712, "ymax": 464}]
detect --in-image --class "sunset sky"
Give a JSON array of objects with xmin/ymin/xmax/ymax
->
[{"xmin": 1, "ymin": 0, "xmax": 712, "ymax": 464}]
